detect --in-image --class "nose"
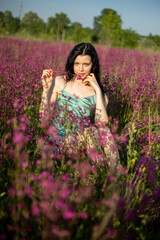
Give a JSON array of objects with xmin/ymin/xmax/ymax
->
[{"xmin": 79, "ymin": 64, "xmax": 84, "ymax": 72}]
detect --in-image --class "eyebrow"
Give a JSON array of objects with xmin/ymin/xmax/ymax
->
[{"xmin": 74, "ymin": 61, "xmax": 91, "ymax": 64}]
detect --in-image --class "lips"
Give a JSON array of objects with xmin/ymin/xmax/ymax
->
[
  {"xmin": 76, "ymin": 73, "xmax": 86, "ymax": 80},
  {"xmin": 77, "ymin": 73, "xmax": 85, "ymax": 77}
]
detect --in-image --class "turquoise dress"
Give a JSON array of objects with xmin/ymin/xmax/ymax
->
[
  {"xmin": 52, "ymin": 89, "xmax": 96, "ymax": 140},
  {"xmin": 51, "ymin": 88, "xmax": 120, "ymax": 166}
]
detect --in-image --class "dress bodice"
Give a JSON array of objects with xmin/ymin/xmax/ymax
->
[{"xmin": 52, "ymin": 89, "xmax": 96, "ymax": 138}]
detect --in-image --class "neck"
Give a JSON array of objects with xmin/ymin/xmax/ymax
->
[{"xmin": 74, "ymin": 77, "xmax": 84, "ymax": 84}]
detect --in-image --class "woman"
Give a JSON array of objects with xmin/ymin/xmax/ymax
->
[{"xmin": 39, "ymin": 43, "xmax": 119, "ymax": 168}]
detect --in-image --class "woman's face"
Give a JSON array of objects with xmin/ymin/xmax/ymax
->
[{"xmin": 73, "ymin": 55, "xmax": 92, "ymax": 80}]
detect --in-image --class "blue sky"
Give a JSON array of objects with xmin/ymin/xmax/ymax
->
[{"xmin": 0, "ymin": 0, "xmax": 160, "ymax": 36}]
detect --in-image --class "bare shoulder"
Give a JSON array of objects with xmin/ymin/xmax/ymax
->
[{"xmin": 55, "ymin": 75, "xmax": 66, "ymax": 90}]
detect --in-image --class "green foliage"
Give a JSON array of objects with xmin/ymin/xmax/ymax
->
[
  {"xmin": 121, "ymin": 28, "xmax": 141, "ymax": 48},
  {"xmin": 0, "ymin": 11, "xmax": 5, "ymax": 33},
  {"xmin": 66, "ymin": 22, "xmax": 94, "ymax": 43},
  {"xmin": 0, "ymin": 9, "xmax": 160, "ymax": 50},
  {"xmin": 20, "ymin": 11, "xmax": 45, "ymax": 36},
  {"xmin": 47, "ymin": 12, "xmax": 70, "ymax": 41},
  {"xmin": 0, "ymin": 10, "xmax": 20, "ymax": 34},
  {"xmin": 94, "ymin": 8, "xmax": 123, "ymax": 45},
  {"xmin": 147, "ymin": 33, "xmax": 160, "ymax": 47},
  {"xmin": 139, "ymin": 38, "xmax": 157, "ymax": 50}
]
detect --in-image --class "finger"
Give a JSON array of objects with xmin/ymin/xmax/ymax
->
[
  {"xmin": 83, "ymin": 77, "xmax": 93, "ymax": 83},
  {"xmin": 48, "ymin": 69, "xmax": 53, "ymax": 77},
  {"xmin": 49, "ymin": 69, "xmax": 53, "ymax": 74},
  {"xmin": 83, "ymin": 80, "xmax": 91, "ymax": 86},
  {"xmin": 88, "ymin": 73, "xmax": 97, "ymax": 81},
  {"xmin": 86, "ymin": 75, "xmax": 95, "ymax": 81},
  {"xmin": 83, "ymin": 79, "xmax": 90, "ymax": 84},
  {"xmin": 42, "ymin": 73, "xmax": 51, "ymax": 79},
  {"xmin": 45, "ymin": 70, "xmax": 52, "ymax": 77},
  {"xmin": 42, "ymin": 69, "xmax": 53, "ymax": 78},
  {"xmin": 89, "ymin": 73, "xmax": 95, "ymax": 77}
]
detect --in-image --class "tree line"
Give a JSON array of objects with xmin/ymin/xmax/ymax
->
[{"xmin": 0, "ymin": 9, "xmax": 160, "ymax": 49}]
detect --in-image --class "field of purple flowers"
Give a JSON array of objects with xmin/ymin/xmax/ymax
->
[{"xmin": 0, "ymin": 37, "xmax": 160, "ymax": 240}]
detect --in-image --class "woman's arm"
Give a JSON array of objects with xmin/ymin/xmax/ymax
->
[
  {"xmin": 83, "ymin": 73, "xmax": 109, "ymax": 124},
  {"xmin": 39, "ymin": 84, "xmax": 57, "ymax": 122},
  {"xmin": 95, "ymin": 91, "xmax": 109, "ymax": 124},
  {"xmin": 39, "ymin": 89, "xmax": 50, "ymax": 122},
  {"xmin": 39, "ymin": 69, "xmax": 58, "ymax": 122}
]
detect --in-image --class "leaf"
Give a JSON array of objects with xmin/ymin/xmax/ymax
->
[{"xmin": 0, "ymin": 192, "xmax": 6, "ymax": 198}]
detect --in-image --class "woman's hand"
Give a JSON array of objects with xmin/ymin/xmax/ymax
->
[
  {"xmin": 83, "ymin": 73, "xmax": 101, "ymax": 93},
  {"xmin": 41, "ymin": 69, "xmax": 53, "ymax": 90}
]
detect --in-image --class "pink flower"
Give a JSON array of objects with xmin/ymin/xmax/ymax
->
[
  {"xmin": 40, "ymin": 201, "xmax": 50, "ymax": 213},
  {"xmin": 76, "ymin": 162, "xmax": 91, "ymax": 178},
  {"xmin": 31, "ymin": 202, "xmax": 40, "ymax": 216},
  {"xmin": 41, "ymin": 181, "xmax": 55, "ymax": 191},
  {"xmin": 60, "ymin": 187, "xmax": 70, "ymax": 200},
  {"xmin": 121, "ymin": 135, "xmax": 128, "ymax": 143},
  {"xmin": 102, "ymin": 199, "xmax": 115, "ymax": 208},
  {"xmin": 0, "ymin": 234, "xmax": 6, "ymax": 240},
  {"xmin": 51, "ymin": 225, "xmax": 70, "ymax": 238},
  {"xmin": 78, "ymin": 211, "xmax": 88, "ymax": 219},
  {"xmin": 88, "ymin": 147, "xmax": 103, "ymax": 161},
  {"xmin": 93, "ymin": 201, "xmax": 99, "ymax": 207},
  {"xmin": 117, "ymin": 165, "xmax": 127, "ymax": 175},
  {"xmin": 54, "ymin": 199, "xmax": 66, "ymax": 209},
  {"xmin": 108, "ymin": 176, "xmax": 115, "ymax": 182},
  {"xmin": 63, "ymin": 209, "xmax": 76, "ymax": 219},
  {"xmin": 19, "ymin": 123, "xmax": 27, "ymax": 131},
  {"xmin": 22, "ymin": 162, "xmax": 28, "ymax": 169},
  {"xmin": 46, "ymin": 126, "xmax": 55, "ymax": 134},
  {"xmin": 8, "ymin": 188, "xmax": 15, "ymax": 196},
  {"xmin": 13, "ymin": 132, "xmax": 24, "ymax": 144},
  {"xmin": 24, "ymin": 184, "xmax": 32, "ymax": 197},
  {"xmin": 91, "ymin": 165, "xmax": 97, "ymax": 173},
  {"xmin": 61, "ymin": 174, "xmax": 70, "ymax": 181}
]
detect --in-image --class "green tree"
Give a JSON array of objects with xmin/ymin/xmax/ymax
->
[
  {"xmin": 47, "ymin": 17, "xmax": 56, "ymax": 33},
  {"xmin": 83, "ymin": 27, "xmax": 94, "ymax": 43},
  {"xmin": 139, "ymin": 38, "xmax": 157, "ymax": 49},
  {"xmin": 94, "ymin": 8, "xmax": 122, "ymax": 46},
  {"xmin": 3, "ymin": 10, "xmax": 13, "ymax": 31},
  {"xmin": 92, "ymin": 17, "xmax": 102, "ymax": 43},
  {"xmin": 0, "ymin": 11, "xmax": 5, "ymax": 33},
  {"xmin": 66, "ymin": 22, "xmax": 94, "ymax": 43},
  {"xmin": 45, "ymin": 17, "xmax": 57, "ymax": 40},
  {"xmin": 147, "ymin": 34, "xmax": 160, "ymax": 47},
  {"xmin": 47, "ymin": 12, "xmax": 70, "ymax": 41},
  {"xmin": 0, "ymin": 10, "xmax": 20, "ymax": 34},
  {"xmin": 67, "ymin": 22, "xmax": 83, "ymax": 42},
  {"xmin": 121, "ymin": 28, "xmax": 141, "ymax": 48},
  {"xmin": 8, "ymin": 17, "xmax": 20, "ymax": 33},
  {"xmin": 21, "ymin": 11, "xmax": 45, "ymax": 36}
]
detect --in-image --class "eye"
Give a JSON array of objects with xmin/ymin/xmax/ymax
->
[{"xmin": 84, "ymin": 63, "xmax": 90, "ymax": 66}]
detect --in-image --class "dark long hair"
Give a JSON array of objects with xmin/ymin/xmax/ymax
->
[{"xmin": 65, "ymin": 42, "xmax": 104, "ymax": 95}]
